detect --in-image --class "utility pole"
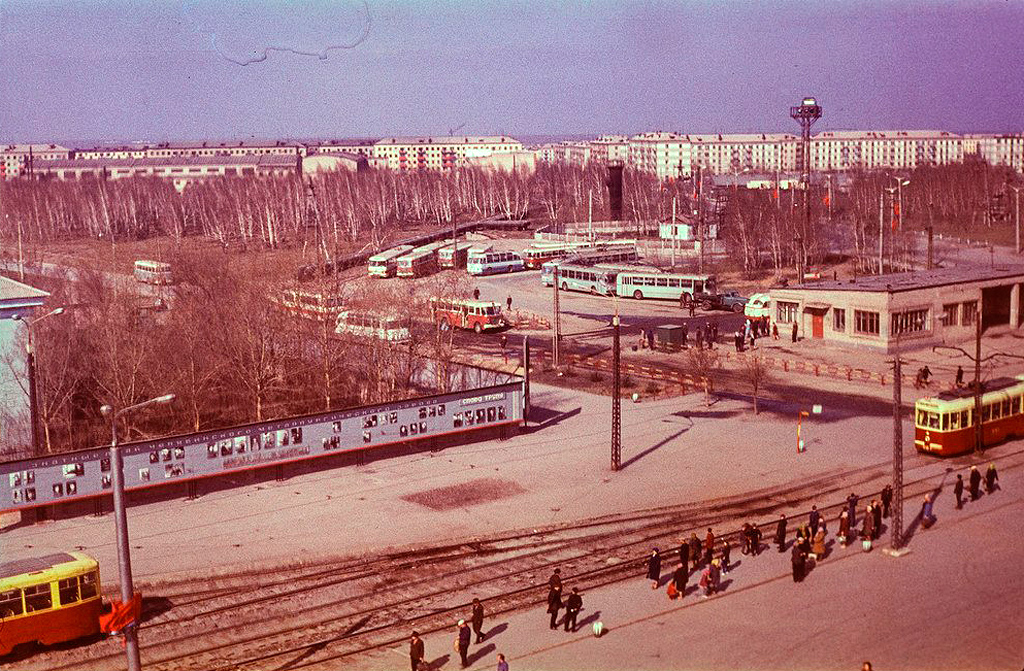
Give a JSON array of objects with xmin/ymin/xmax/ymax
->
[
  {"xmin": 878, "ymin": 189, "xmax": 885, "ymax": 275},
  {"xmin": 696, "ymin": 165, "xmax": 705, "ymax": 274},
  {"xmin": 790, "ymin": 96, "xmax": 822, "ymax": 280},
  {"xmin": 926, "ymin": 199, "xmax": 935, "ymax": 270},
  {"xmin": 974, "ymin": 305, "xmax": 983, "ymax": 453},
  {"xmin": 890, "ymin": 346, "xmax": 905, "ymax": 552},
  {"xmin": 670, "ymin": 195, "xmax": 677, "ymax": 268},
  {"xmin": 552, "ymin": 266, "xmax": 561, "ymax": 371},
  {"xmin": 1010, "ymin": 185, "xmax": 1021, "ymax": 255},
  {"xmin": 522, "ymin": 335, "xmax": 530, "ymax": 426},
  {"xmin": 611, "ymin": 314, "xmax": 621, "ymax": 471}
]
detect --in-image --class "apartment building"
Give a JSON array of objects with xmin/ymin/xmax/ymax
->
[
  {"xmin": 372, "ymin": 136, "xmax": 524, "ymax": 170},
  {"xmin": 688, "ymin": 133, "xmax": 798, "ymax": 174},
  {"xmin": 1, "ymin": 144, "xmax": 72, "ymax": 178},
  {"xmin": 628, "ymin": 132, "xmax": 693, "ymax": 180},
  {"xmin": 974, "ymin": 134, "xmax": 1024, "ymax": 173}
]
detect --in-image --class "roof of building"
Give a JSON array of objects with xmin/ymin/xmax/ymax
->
[
  {"xmin": 783, "ymin": 265, "xmax": 1024, "ymax": 294},
  {"xmin": 303, "ymin": 139, "xmax": 379, "ymax": 148},
  {"xmin": 687, "ymin": 133, "xmax": 798, "ymax": 143},
  {"xmin": 1, "ymin": 143, "xmax": 71, "ymax": 155},
  {"xmin": 34, "ymin": 154, "xmax": 297, "ymax": 169},
  {"xmin": 0, "ymin": 275, "xmax": 50, "ymax": 303},
  {"xmin": 375, "ymin": 136, "xmax": 520, "ymax": 146},
  {"xmin": 813, "ymin": 130, "xmax": 958, "ymax": 140}
]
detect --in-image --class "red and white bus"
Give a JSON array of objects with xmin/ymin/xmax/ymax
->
[
  {"xmin": 397, "ymin": 240, "xmax": 451, "ymax": 278},
  {"xmin": 368, "ymin": 245, "xmax": 414, "ymax": 277},
  {"xmin": 430, "ymin": 297, "xmax": 507, "ymax": 333},
  {"xmin": 439, "ymin": 243, "xmax": 480, "ymax": 269},
  {"xmin": 914, "ymin": 374, "xmax": 1024, "ymax": 456}
]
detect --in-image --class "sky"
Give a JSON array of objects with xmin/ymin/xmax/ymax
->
[{"xmin": 1, "ymin": 0, "xmax": 1022, "ymax": 144}]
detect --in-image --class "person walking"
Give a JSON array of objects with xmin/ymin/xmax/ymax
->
[
  {"xmin": 689, "ymin": 300, "xmax": 696, "ymax": 317},
  {"xmin": 862, "ymin": 505, "xmax": 875, "ymax": 544},
  {"xmin": 871, "ymin": 499, "xmax": 883, "ymax": 540},
  {"xmin": 546, "ymin": 585, "xmax": 563, "ymax": 630},
  {"xmin": 506, "ymin": 295, "xmax": 512, "ymax": 311},
  {"xmin": 969, "ymin": 465, "xmax": 982, "ymax": 500},
  {"xmin": 751, "ymin": 524, "xmax": 763, "ymax": 556},
  {"xmin": 704, "ymin": 528, "xmax": 716, "ymax": 567},
  {"xmin": 811, "ymin": 527, "xmax": 827, "ymax": 561},
  {"xmin": 954, "ymin": 473, "xmax": 964, "ymax": 509},
  {"xmin": 791, "ymin": 543, "xmax": 806, "ymax": 582},
  {"xmin": 671, "ymin": 562, "xmax": 688, "ymax": 599},
  {"xmin": 921, "ymin": 494, "xmax": 936, "ymax": 527},
  {"xmin": 678, "ymin": 538, "xmax": 689, "ymax": 574},
  {"xmin": 881, "ymin": 484, "xmax": 893, "ymax": 518},
  {"xmin": 772, "ymin": 322, "xmax": 779, "ymax": 340},
  {"xmin": 548, "ymin": 568, "xmax": 562, "ymax": 591},
  {"xmin": 955, "ymin": 365, "xmax": 964, "ymax": 387},
  {"xmin": 564, "ymin": 588, "xmax": 583, "ymax": 632},
  {"xmin": 720, "ymin": 538, "xmax": 731, "ymax": 574},
  {"xmin": 647, "ymin": 328, "xmax": 655, "ymax": 350},
  {"xmin": 471, "ymin": 598, "xmax": 485, "ymax": 643},
  {"xmin": 496, "ymin": 653, "xmax": 509, "ymax": 671},
  {"xmin": 838, "ymin": 509, "xmax": 850, "ymax": 547},
  {"xmin": 846, "ymin": 493, "xmax": 859, "ymax": 527},
  {"xmin": 681, "ymin": 322, "xmax": 689, "ymax": 348},
  {"xmin": 775, "ymin": 514, "xmax": 787, "ymax": 552},
  {"xmin": 734, "ymin": 330, "xmax": 744, "ymax": 353},
  {"xmin": 809, "ymin": 505, "xmax": 820, "ymax": 537},
  {"xmin": 711, "ymin": 322, "xmax": 719, "ymax": 345},
  {"xmin": 410, "ymin": 631, "xmax": 425, "ymax": 671},
  {"xmin": 456, "ymin": 620, "xmax": 472, "ymax": 667},
  {"xmin": 986, "ymin": 463, "xmax": 1000, "ymax": 493},
  {"xmin": 646, "ymin": 548, "xmax": 662, "ymax": 590},
  {"xmin": 791, "ymin": 322, "xmax": 798, "ymax": 342},
  {"xmin": 689, "ymin": 533, "xmax": 702, "ymax": 569},
  {"xmin": 473, "ymin": 287, "xmax": 480, "ymax": 300}
]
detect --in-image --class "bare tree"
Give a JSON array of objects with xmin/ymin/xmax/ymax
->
[
  {"xmin": 686, "ymin": 347, "xmax": 720, "ymax": 407},
  {"xmin": 741, "ymin": 353, "xmax": 772, "ymax": 415}
]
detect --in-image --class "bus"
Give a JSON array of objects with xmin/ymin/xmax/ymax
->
[
  {"xmin": 430, "ymin": 297, "xmax": 507, "ymax": 333},
  {"xmin": 568, "ymin": 244, "xmax": 639, "ymax": 266},
  {"xmin": 547, "ymin": 262, "xmax": 619, "ymax": 296},
  {"xmin": 615, "ymin": 270, "xmax": 717, "ymax": 301},
  {"xmin": 540, "ymin": 254, "xmax": 648, "ymax": 288},
  {"xmin": 914, "ymin": 375, "xmax": 1024, "ymax": 457},
  {"xmin": 521, "ymin": 243, "xmax": 588, "ymax": 269},
  {"xmin": 335, "ymin": 310, "xmax": 411, "ymax": 342},
  {"xmin": 133, "ymin": 260, "xmax": 173, "ymax": 285},
  {"xmin": 396, "ymin": 240, "xmax": 451, "ymax": 278},
  {"xmin": 0, "ymin": 552, "xmax": 102, "ymax": 655},
  {"xmin": 368, "ymin": 245, "xmax": 414, "ymax": 278},
  {"xmin": 466, "ymin": 249, "xmax": 525, "ymax": 276},
  {"xmin": 439, "ymin": 242, "xmax": 481, "ymax": 269},
  {"xmin": 276, "ymin": 289, "xmax": 345, "ymax": 321}
]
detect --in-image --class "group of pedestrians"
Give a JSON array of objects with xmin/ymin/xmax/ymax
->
[
  {"xmin": 680, "ymin": 321, "xmax": 718, "ymax": 350},
  {"xmin": 545, "ymin": 568, "xmax": 585, "ymax": 633},
  {"xmin": 953, "ymin": 464, "xmax": 1000, "ymax": 509},
  {"xmin": 409, "ymin": 599, "xmax": 501, "ymax": 670}
]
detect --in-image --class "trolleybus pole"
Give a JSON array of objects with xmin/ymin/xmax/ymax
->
[
  {"xmin": 102, "ymin": 394, "xmax": 175, "ymax": 671},
  {"xmin": 611, "ymin": 314, "xmax": 621, "ymax": 471}
]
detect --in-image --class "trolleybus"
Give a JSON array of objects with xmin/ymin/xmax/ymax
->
[
  {"xmin": 616, "ymin": 270, "xmax": 717, "ymax": 302},
  {"xmin": 397, "ymin": 240, "xmax": 451, "ymax": 278},
  {"xmin": 0, "ymin": 552, "xmax": 102, "ymax": 655},
  {"xmin": 430, "ymin": 297, "xmax": 507, "ymax": 333},
  {"xmin": 547, "ymin": 262, "xmax": 619, "ymax": 296},
  {"xmin": 133, "ymin": 260, "xmax": 173, "ymax": 285},
  {"xmin": 439, "ymin": 242, "xmax": 481, "ymax": 269},
  {"xmin": 335, "ymin": 310, "xmax": 411, "ymax": 341},
  {"xmin": 466, "ymin": 249, "xmax": 525, "ymax": 276},
  {"xmin": 367, "ymin": 245, "xmax": 414, "ymax": 278},
  {"xmin": 914, "ymin": 375, "xmax": 1024, "ymax": 456},
  {"xmin": 275, "ymin": 289, "xmax": 345, "ymax": 321}
]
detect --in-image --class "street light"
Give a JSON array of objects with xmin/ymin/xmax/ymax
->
[
  {"xmin": 12, "ymin": 306, "xmax": 66, "ymax": 455},
  {"xmin": 879, "ymin": 177, "xmax": 910, "ymax": 274},
  {"xmin": 100, "ymin": 393, "xmax": 175, "ymax": 671}
]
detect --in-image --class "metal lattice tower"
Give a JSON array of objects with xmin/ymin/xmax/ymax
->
[
  {"xmin": 611, "ymin": 315, "xmax": 621, "ymax": 471},
  {"xmin": 790, "ymin": 97, "xmax": 822, "ymax": 280},
  {"xmin": 891, "ymin": 355, "xmax": 904, "ymax": 549}
]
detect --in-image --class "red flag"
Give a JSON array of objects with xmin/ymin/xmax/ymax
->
[
  {"xmin": 823, "ymin": 193, "xmax": 831, "ymax": 207},
  {"xmin": 891, "ymin": 202, "xmax": 901, "ymax": 231},
  {"xmin": 773, "ymin": 188, "xmax": 779, "ymax": 201}
]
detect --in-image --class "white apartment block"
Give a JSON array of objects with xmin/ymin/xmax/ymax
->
[
  {"xmin": 372, "ymin": 136, "xmax": 524, "ymax": 170},
  {"xmin": 974, "ymin": 134, "xmax": 1024, "ymax": 173},
  {"xmin": 628, "ymin": 132, "xmax": 693, "ymax": 180},
  {"xmin": 1, "ymin": 144, "xmax": 71, "ymax": 178},
  {"xmin": 688, "ymin": 133, "xmax": 798, "ymax": 174}
]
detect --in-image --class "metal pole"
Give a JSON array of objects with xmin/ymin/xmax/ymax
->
[
  {"xmin": 522, "ymin": 336, "xmax": 530, "ymax": 425},
  {"xmin": 878, "ymin": 189, "xmax": 884, "ymax": 275},
  {"xmin": 671, "ymin": 195, "xmax": 676, "ymax": 268},
  {"xmin": 891, "ymin": 352, "xmax": 904, "ymax": 549},
  {"xmin": 611, "ymin": 315, "xmax": 621, "ymax": 471},
  {"xmin": 552, "ymin": 266, "xmax": 561, "ymax": 370},
  {"xmin": 1011, "ymin": 186, "xmax": 1021, "ymax": 255},
  {"xmin": 26, "ymin": 344, "xmax": 40, "ymax": 455},
  {"xmin": 974, "ymin": 304, "xmax": 983, "ymax": 453},
  {"xmin": 697, "ymin": 166, "xmax": 705, "ymax": 275},
  {"xmin": 110, "ymin": 417, "xmax": 142, "ymax": 671}
]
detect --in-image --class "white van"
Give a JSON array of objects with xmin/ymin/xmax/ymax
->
[{"xmin": 744, "ymin": 293, "xmax": 771, "ymax": 319}]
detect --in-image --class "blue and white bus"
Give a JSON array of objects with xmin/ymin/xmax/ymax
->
[
  {"xmin": 546, "ymin": 262, "xmax": 619, "ymax": 296},
  {"xmin": 467, "ymin": 249, "xmax": 525, "ymax": 276},
  {"xmin": 615, "ymin": 270, "xmax": 717, "ymax": 302}
]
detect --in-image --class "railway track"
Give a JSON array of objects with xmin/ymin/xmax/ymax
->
[{"xmin": 8, "ymin": 448, "xmax": 1024, "ymax": 671}]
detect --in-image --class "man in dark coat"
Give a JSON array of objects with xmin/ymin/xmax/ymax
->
[
  {"xmin": 409, "ymin": 631, "xmax": 425, "ymax": 671},
  {"xmin": 791, "ymin": 543, "xmax": 805, "ymax": 582},
  {"xmin": 703, "ymin": 528, "xmax": 715, "ymax": 566},
  {"xmin": 872, "ymin": 499, "xmax": 883, "ymax": 540},
  {"xmin": 734, "ymin": 330, "xmax": 744, "ymax": 352},
  {"xmin": 688, "ymin": 533, "xmax": 702, "ymax": 568},
  {"xmin": 682, "ymin": 322, "xmax": 689, "ymax": 348},
  {"xmin": 646, "ymin": 548, "xmax": 662, "ymax": 589},
  {"xmin": 471, "ymin": 598, "xmax": 485, "ymax": 643},
  {"xmin": 791, "ymin": 322, "xmax": 798, "ymax": 342},
  {"xmin": 985, "ymin": 463, "xmax": 999, "ymax": 493},
  {"xmin": 564, "ymin": 588, "xmax": 583, "ymax": 632},
  {"xmin": 678, "ymin": 540, "xmax": 689, "ymax": 574},
  {"xmin": 775, "ymin": 514, "xmax": 787, "ymax": 552},
  {"xmin": 954, "ymin": 474, "xmax": 964, "ymax": 509},
  {"xmin": 548, "ymin": 568, "xmax": 562, "ymax": 591},
  {"xmin": 809, "ymin": 505, "xmax": 820, "ymax": 537},
  {"xmin": 969, "ymin": 466, "xmax": 982, "ymax": 500},
  {"xmin": 751, "ymin": 525, "xmax": 763, "ymax": 556},
  {"xmin": 672, "ymin": 562, "xmax": 688, "ymax": 598},
  {"xmin": 881, "ymin": 484, "xmax": 893, "ymax": 518},
  {"xmin": 457, "ymin": 620, "xmax": 472, "ymax": 667},
  {"xmin": 547, "ymin": 586, "xmax": 562, "ymax": 629},
  {"xmin": 846, "ymin": 493, "xmax": 859, "ymax": 527}
]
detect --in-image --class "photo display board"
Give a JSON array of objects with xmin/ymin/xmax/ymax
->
[{"xmin": 1, "ymin": 381, "xmax": 523, "ymax": 512}]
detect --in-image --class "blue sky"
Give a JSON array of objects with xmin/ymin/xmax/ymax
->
[{"xmin": 1, "ymin": 1, "xmax": 1022, "ymax": 143}]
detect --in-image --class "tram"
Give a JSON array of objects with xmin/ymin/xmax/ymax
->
[
  {"xmin": 914, "ymin": 375, "xmax": 1024, "ymax": 456},
  {"xmin": 0, "ymin": 552, "xmax": 103, "ymax": 655}
]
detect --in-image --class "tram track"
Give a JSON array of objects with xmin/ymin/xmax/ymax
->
[{"xmin": 14, "ymin": 446, "xmax": 1023, "ymax": 671}]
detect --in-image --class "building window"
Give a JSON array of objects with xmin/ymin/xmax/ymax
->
[
  {"xmin": 962, "ymin": 301, "xmax": 978, "ymax": 326},
  {"xmin": 776, "ymin": 301, "xmax": 798, "ymax": 324},
  {"xmin": 854, "ymin": 310, "xmax": 880, "ymax": 336},
  {"xmin": 891, "ymin": 308, "xmax": 929, "ymax": 335},
  {"xmin": 940, "ymin": 303, "xmax": 959, "ymax": 327},
  {"xmin": 833, "ymin": 308, "xmax": 846, "ymax": 332}
]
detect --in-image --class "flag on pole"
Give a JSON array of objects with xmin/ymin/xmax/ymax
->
[
  {"xmin": 823, "ymin": 193, "xmax": 831, "ymax": 207},
  {"xmin": 891, "ymin": 202, "xmax": 901, "ymax": 231}
]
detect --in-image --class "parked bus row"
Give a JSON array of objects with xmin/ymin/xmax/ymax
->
[
  {"xmin": 520, "ymin": 239, "xmax": 637, "ymax": 270},
  {"xmin": 542, "ymin": 261, "xmax": 717, "ymax": 303}
]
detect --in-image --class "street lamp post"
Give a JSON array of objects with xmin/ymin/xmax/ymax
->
[
  {"xmin": 101, "ymin": 394, "xmax": 175, "ymax": 671},
  {"xmin": 1009, "ymin": 185, "xmax": 1021, "ymax": 255},
  {"xmin": 12, "ymin": 307, "xmax": 65, "ymax": 455}
]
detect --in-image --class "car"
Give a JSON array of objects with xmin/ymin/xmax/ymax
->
[{"xmin": 718, "ymin": 291, "xmax": 749, "ymax": 313}]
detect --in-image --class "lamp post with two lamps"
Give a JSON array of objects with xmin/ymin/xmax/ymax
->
[
  {"xmin": 12, "ymin": 306, "xmax": 65, "ymax": 455},
  {"xmin": 100, "ymin": 394, "xmax": 175, "ymax": 671},
  {"xmin": 879, "ymin": 177, "xmax": 910, "ymax": 274}
]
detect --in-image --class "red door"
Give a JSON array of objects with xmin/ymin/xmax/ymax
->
[{"xmin": 812, "ymin": 312, "xmax": 824, "ymax": 338}]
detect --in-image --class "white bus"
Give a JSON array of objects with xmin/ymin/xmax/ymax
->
[
  {"xmin": 396, "ymin": 240, "xmax": 451, "ymax": 278},
  {"xmin": 616, "ymin": 270, "xmax": 717, "ymax": 301},
  {"xmin": 466, "ymin": 249, "xmax": 525, "ymax": 276},
  {"xmin": 547, "ymin": 263, "xmax": 619, "ymax": 296},
  {"xmin": 335, "ymin": 310, "xmax": 411, "ymax": 341},
  {"xmin": 276, "ymin": 289, "xmax": 345, "ymax": 321},
  {"xmin": 368, "ymin": 245, "xmax": 414, "ymax": 278},
  {"xmin": 133, "ymin": 260, "xmax": 173, "ymax": 285}
]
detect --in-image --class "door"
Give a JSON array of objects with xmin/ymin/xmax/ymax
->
[{"xmin": 812, "ymin": 312, "xmax": 824, "ymax": 339}]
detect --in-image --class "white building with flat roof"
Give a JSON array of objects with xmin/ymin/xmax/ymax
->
[{"xmin": 628, "ymin": 132, "xmax": 692, "ymax": 180}]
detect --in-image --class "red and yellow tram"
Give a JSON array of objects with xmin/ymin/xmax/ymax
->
[
  {"xmin": 914, "ymin": 375, "xmax": 1024, "ymax": 457},
  {"xmin": 0, "ymin": 552, "xmax": 102, "ymax": 656}
]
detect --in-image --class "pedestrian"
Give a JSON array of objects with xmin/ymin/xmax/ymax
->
[
  {"xmin": 748, "ymin": 332, "xmax": 756, "ymax": 350},
  {"xmin": 734, "ymin": 330, "xmax": 744, "ymax": 353},
  {"xmin": 740, "ymin": 523, "xmax": 753, "ymax": 555},
  {"xmin": 497, "ymin": 653, "xmax": 509, "ymax": 671},
  {"xmin": 456, "ymin": 619, "xmax": 471, "ymax": 667},
  {"xmin": 954, "ymin": 473, "xmax": 964, "ymax": 509},
  {"xmin": 772, "ymin": 322, "xmax": 779, "ymax": 340},
  {"xmin": 472, "ymin": 598, "xmax": 485, "ymax": 643},
  {"xmin": 871, "ymin": 499, "xmax": 882, "ymax": 540},
  {"xmin": 862, "ymin": 505, "xmax": 875, "ymax": 542},
  {"xmin": 709, "ymin": 559, "xmax": 721, "ymax": 593},
  {"xmin": 646, "ymin": 548, "xmax": 662, "ymax": 590},
  {"xmin": 704, "ymin": 528, "xmax": 715, "ymax": 567},
  {"xmin": 751, "ymin": 525, "xmax": 763, "ymax": 556},
  {"xmin": 881, "ymin": 484, "xmax": 893, "ymax": 518},
  {"xmin": 720, "ymin": 538, "xmax": 731, "ymax": 574},
  {"xmin": 955, "ymin": 365, "xmax": 964, "ymax": 387},
  {"xmin": 809, "ymin": 505, "xmax": 820, "ymax": 537},
  {"xmin": 775, "ymin": 514, "xmax": 787, "ymax": 552},
  {"xmin": 797, "ymin": 526, "xmax": 810, "ymax": 557},
  {"xmin": 473, "ymin": 287, "xmax": 480, "ymax": 300},
  {"xmin": 695, "ymin": 326, "xmax": 704, "ymax": 350},
  {"xmin": 546, "ymin": 585, "xmax": 562, "ymax": 630},
  {"xmin": 711, "ymin": 322, "xmax": 719, "ymax": 344},
  {"xmin": 838, "ymin": 509, "xmax": 850, "ymax": 547},
  {"xmin": 678, "ymin": 538, "xmax": 689, "ymax": 574},
  {"xmin": 689, "ymin": 532, "xmax": 702, "ymax": 568},
  {"xmin": 846, "ymin": 493, "xmax": 858, "ymax": 527},
  {"xmin": 791, "ymin": 322, "xmax": 798, "ymax": 343},
  {"xmin": 699, "ymin": 565, "xmax": 712, "ymax": 598},
  {"xmin": 506, "ymin": 295, "xmax": 512, "ymax": 311},
  {"xmin": 921, "ymin": 494, "xmax": 936, "ymax": 527},
  {"xmin": 985, "ymin": 463, "xmax": 1000, "ymax": 493},
  {"xmin": 811, "ymin": 527, "xmax": 826, "ymax": 561},
  {"xmin": 706, "ymin": 325, "xmax": 714, "ymax": 348},
  {"xmin": 791, "ymin": 543, "xmax": 806, "ymax": 583},
  {"xmin": 499, "ymin": 333, "xmax": 508, "ymax": 351},
  {"xmin": 410, "ymin": 631, "xmax": 425, "ymax": 671},
  {"xmin": 548, "ymin": 568, "xmax": 562, "ymax": 591},
  {"xmin": 671, "ymin": 562, "xmax": 687, "ymax": 599},
  {"xmin": 689, "ymin": 300, "xmax": 696, "ymax": 317},
  {"xmin": 647, "ymin": 328, "xmax": 655, "ymax": 349},
  {"xmin": 682, "ymin": 322, "xmax": 689, "ymax": 348},
  {"xmin": 564, "ymin": 587, "xmax": 583, "ymax": 632},
  {"xmin": 969, "ymin": 465, "xmax": 982, "ymax": 500}
]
